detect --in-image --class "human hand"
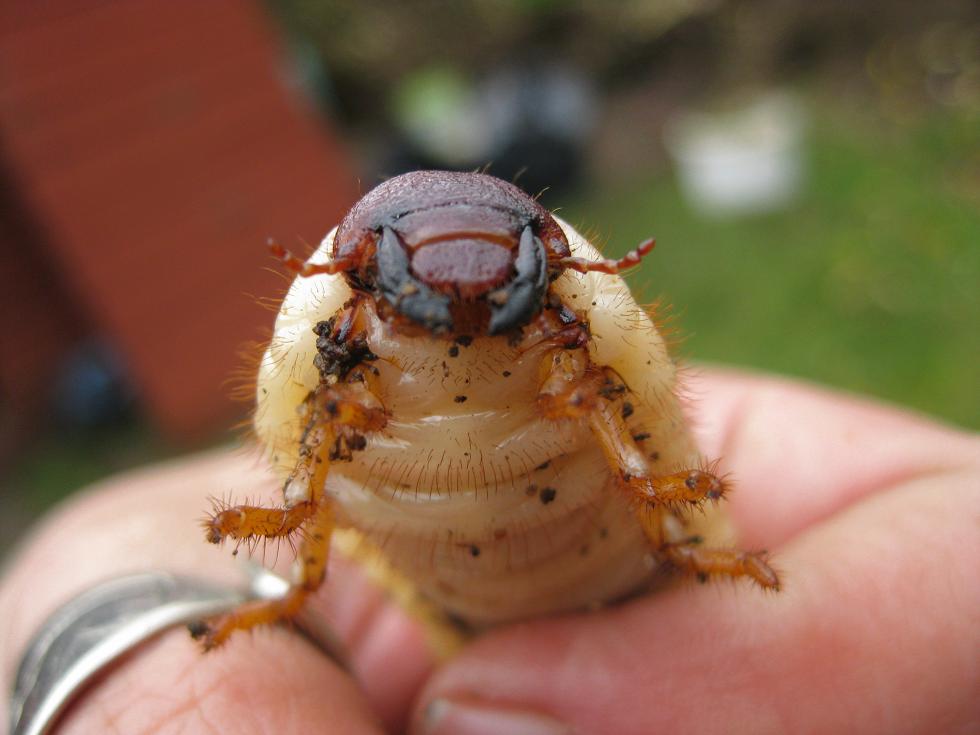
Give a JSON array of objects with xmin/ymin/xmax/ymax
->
[
  {"xmin": 2, "ymin": 369, "xmax": 976, "ymax": 734},
  {"xmin": 409, "ymin": 369, "xmax": 980, "ymax": 735},
  {"xmin": 0, "ymin": 452, "xmax": 438, "ymax": 734}
]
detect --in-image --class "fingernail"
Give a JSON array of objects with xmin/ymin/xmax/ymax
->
[{"xmin": 419, "ymin": 696, "xmax": 571, "ymax": 735}]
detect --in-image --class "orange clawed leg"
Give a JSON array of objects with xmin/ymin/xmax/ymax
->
[
  {"xmin": 194, "ymin": 376, "xmax": 386, "ymax": 649},
  {"xmin": 656, "ymin": 513, "xmax": 780, "ymax": 590},
  {"xmin": 536, "ymin": 346, "xmax": 779, "ymax": 590},
  {"xmin": 661, "ymin": 539, "xmax": 780, "ymax": 589},
  {"xmin": 191, "ymin": 502, "xmax": 335, "ymax": 650},
  {"xmin": 536, "ymin": 349, "xmax": 726, "ymax": 508}
]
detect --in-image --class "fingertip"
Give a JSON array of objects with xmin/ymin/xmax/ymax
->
[
  {"xmin": 682, "ymin": 368, "xmax": 980, "ymax": 547},
  {"xmin": 53, "ymin": 627, "xmax": 386, "ymax": 735}
]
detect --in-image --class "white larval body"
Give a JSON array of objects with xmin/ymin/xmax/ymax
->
[{"xmin": 254, "ymin": 219, "xmax": 718, "ymax": 626}]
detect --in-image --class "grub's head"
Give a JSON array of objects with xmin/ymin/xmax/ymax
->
[{"xmin": 331, "ymin": 171, "xmax": 572, "ymax": 336}]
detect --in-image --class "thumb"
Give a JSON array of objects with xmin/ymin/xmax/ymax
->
[
  {"xmin": 411, "ymin": 468, "xmax": 979, "ymax": 735},
  {"xmin": 0, "ymin": 450, "xmax": 436, "ymax": 734}
]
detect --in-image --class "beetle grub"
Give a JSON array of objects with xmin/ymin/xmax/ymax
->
[{"xmin": 199, "ymin": 170, "xmax": 781, "ymax": 648}]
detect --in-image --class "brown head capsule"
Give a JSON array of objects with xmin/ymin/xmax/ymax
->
[{"xmin": 270, "ymin": 170, "xmax": 654, "ymax": 336}]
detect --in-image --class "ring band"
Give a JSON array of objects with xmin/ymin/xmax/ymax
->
[{"xmin": 8, "ymin": 567, "xmax": 348, "ymax": 735}]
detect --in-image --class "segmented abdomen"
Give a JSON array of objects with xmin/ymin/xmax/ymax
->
[{"xmin": 255, "ymin": 220, "xmax": 707, "ymax": 626}]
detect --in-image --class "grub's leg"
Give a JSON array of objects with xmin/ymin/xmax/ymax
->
[
  {"xmin": 196, "ymin": 374, "xmax": 385, "ymax": 649},
  {"xmin": 203, "ymin": 394, "xmax": 333, "ymax": 550},
  {"xmin": 203, "ymin": 350, "xmax": 384, "ymax": 551},
  {"xmin": 591, "ymin": 394, "xmax": 732, "ymax": 507},
  {"xmin": 216, "ymin": 297, "xmax": 380, "ymax": 544},
  {"xmin": 536, "ymin": 347, "xmax": 779, "ymax": 590},
  {"xmin": 536, "ymin": 348, "xmax": 726, "ymax": 508},
  {"xmin": 191, "ymin": 501, "xmax": 335, "ymax": 650},
  {"xmin": 654, "ymin": 513, "xmax": 780, "ymax": 590}
]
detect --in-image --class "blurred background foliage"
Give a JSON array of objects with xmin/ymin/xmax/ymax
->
[
  {"xmin": 265, "ymin": 0, "xmax": 979, "ymax": 425},
  {"xmin": 3, "ymin": 0, "xmax": 978, "ymax": 553}
]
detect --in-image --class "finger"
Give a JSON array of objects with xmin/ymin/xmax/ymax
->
[
  {"xmin": 411, "ymin": 467, "xmax": 980, "ymax": 735},
  {"xmin": 46, "ymin": 628, "xmax": 386, "ymax": 735},
  {"xmin": 683, "ymin": 367, "xmax": 980, "ymax": 547},
  {"xmin": 0, "ymin": 450, "xmax": 436, "ymax": 734},
  {"xmin": 313, "ymin": 541, "xmax": 437, "ymax": 728}
]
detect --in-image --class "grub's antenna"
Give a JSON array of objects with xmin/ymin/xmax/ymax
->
[
  {"xmin": 267, "ymin": 238, "xmax": 355, "ymax": 277},
  {"xmin": 558, "ymin": 238, "xmax": 656, "ymax": 275}
]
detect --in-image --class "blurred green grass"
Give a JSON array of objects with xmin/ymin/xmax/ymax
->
[
  {"xmin": 565, "ymin": 107, "xmax": 979, "ymax": 429},
  {"xmin": 8, "ymin": 425, "xmax": 174, "ymax": 513}
]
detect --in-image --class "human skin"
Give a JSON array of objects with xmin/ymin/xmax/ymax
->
[{"xmin": 1, "ymin": 369, "xmax": 977, "ymax": 734}]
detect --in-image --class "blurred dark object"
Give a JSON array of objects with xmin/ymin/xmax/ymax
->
[
  {"xmin": 0, "ymin": 0, "xmax": 357, "ymax": 447},
  {"xmin": 385, "ymin": 64, "xmax": 596, "ymax": 199},
  {"xmin": 270, "ymin": 0, "xmax": 715, "ymax": 123},
  {"xmin": 49, "ymin": 342, "xmax": 135, "ymax": 430},
  {"xmin": 270, "ymin": 0, "xmax": 716, "ymax": 194},
  {"xmin": 482, "ymin": 65, "xmax": 595, "ymax": 196}
]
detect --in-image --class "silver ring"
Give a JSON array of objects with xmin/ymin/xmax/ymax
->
[{"xmin": 8, "ymin": 567, "xmax": 349, "ymax": 735}]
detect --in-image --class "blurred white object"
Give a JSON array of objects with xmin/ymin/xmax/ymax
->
[
  {"xmin": 665, "ymin": 92, "xmax": 806, "ymax": 216},
  {"xmin": 393, "ymin": 68, "xmax": 495, "ymax": 166}
]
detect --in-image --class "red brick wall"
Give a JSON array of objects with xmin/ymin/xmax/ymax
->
[
  {"xmin": 0, "ymin": 172, "xmax": 87, "ymax": 433},
  {"xmin": 0, "ymin": 0, "xmax": 357, "ymax": 439}
]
